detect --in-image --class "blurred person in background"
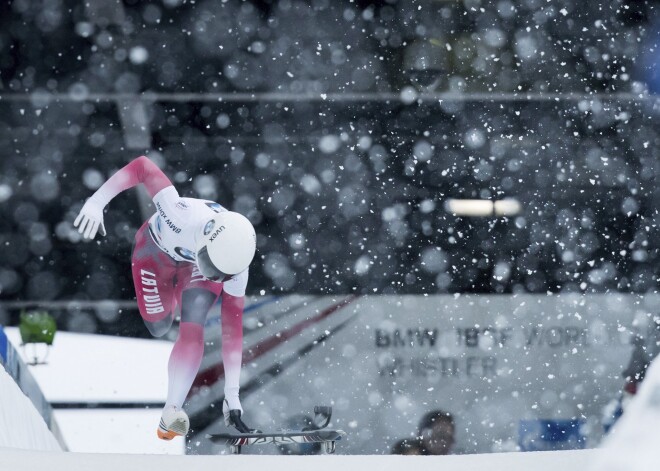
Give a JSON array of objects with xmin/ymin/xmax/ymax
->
[
  {"xmin": 622, "ymin": 315, "xmax": 660, "ymax": 394},
  {"xmin": 73, "ymin": 155, "xmax": 257, "ymax": 440},
  {"xmin": 417, "ymin": 410, "xmax": 456, "ymax": 455},
  {"xmin": 602, "ymin": 314, "xmax": 660, "ymax": 433},
  {"xmin": 390, "ymin": 438, "xmax": 423, "ymax": 455}
]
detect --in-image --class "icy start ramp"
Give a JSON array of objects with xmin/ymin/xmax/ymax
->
[{"xmin": 0, "ymin": 448, "xmax": 599, "ymax": 471}]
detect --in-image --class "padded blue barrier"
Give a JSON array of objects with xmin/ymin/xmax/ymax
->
[
  {"xmin": 519, "ymin": 419, "xmax": 586, "ymax": 451},
  {"xmin": 0, "ymin": 325, "xmax": 7, "ymax": 365}
]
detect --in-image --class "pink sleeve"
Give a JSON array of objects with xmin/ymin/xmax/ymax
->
[{"xmin": 90, "ymin": 156, "xmax": 173, "ymax": 206}]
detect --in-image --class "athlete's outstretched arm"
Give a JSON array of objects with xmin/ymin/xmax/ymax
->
[{"xmin": 74, "ymin": 156, "xmax": 173, "ymax": 239}]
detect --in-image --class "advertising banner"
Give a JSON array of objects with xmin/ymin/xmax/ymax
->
[{"xmin": 197, "ymin": 294, "xmax": 659, "ymax": 454}]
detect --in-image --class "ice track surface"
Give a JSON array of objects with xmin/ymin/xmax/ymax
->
[{"xmin": 0, "ymin": 448, "xmax": 598, "ymax": 471}]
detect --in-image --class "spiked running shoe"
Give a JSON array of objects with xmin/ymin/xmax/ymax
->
[
  {"xmin": 157, "ymin": 406, "xmax": 190, "ymax": 440},
  {"xmin": 223, "ymin": 398, "xmax": 260, "ymax": 434}
]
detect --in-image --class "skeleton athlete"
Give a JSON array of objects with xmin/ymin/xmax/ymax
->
[{"xmin": 74, "ymin": 155, "xmax": 257, "ymax": 440}]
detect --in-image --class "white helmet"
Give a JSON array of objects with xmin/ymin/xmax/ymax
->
[{"xmin": 196, "ymin": 211, "xmax": 256, "ymax": 281}]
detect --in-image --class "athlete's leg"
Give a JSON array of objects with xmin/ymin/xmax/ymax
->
[
  {"xmin": 178, "ymin": 267, "xmax": 241, "ymax": 403},
  {"xmin": 131, "ymin": 222, "xmax": 177, "ymax": 337},
  {"xmin": 176, "ymin": 267, "xmax": 251, "ymax": 430},
  {"xmin": 220, "ymin": 291, "xmax": 244, "ymax": 410},
  {"xmin": 164, "ymin": 288, "xmax": 217, "ymax": 409},
  {"xmin": 157, "ymin": 269, "xmax": 219, "ymax": 440}
]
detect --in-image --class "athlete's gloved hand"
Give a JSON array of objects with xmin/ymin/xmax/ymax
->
[{"xmin": 74, "ymin": 197, "xmax": 107, "ymax": 239}]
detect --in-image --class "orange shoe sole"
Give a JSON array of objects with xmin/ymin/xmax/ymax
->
[{"xmin": 157, "ymin": 428, "xmax": 181, "ymax": 440}]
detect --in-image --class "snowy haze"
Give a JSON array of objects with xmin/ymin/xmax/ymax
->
[
  {"xmin": 0, "ymin": 0, "xmax": 657, "ymax": 314},
  {"xmin": 0, "ymin": 0, "xmax": 658, "ymax": 466}
]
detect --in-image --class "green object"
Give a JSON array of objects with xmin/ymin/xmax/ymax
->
[{"xmin": 19, "ymin": 311, "xmax": 57, "ymax": 346}]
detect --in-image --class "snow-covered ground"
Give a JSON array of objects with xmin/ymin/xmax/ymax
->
[{"xmin": 0, "ymin": 448, "xmax": 598, "ymax": 471}]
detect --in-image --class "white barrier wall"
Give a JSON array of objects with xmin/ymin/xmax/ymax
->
[
  {"xmin": 0, "ymin": 325, "xmax": 63, "ymax": 451},
  {"xmin": 0, "ymin": 365, "xmax": 61, "ymax": 451}
]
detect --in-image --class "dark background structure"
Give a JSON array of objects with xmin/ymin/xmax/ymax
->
[{"xmin": 0, "ymin": 0, "xmax": 658, "ymax": 336}]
